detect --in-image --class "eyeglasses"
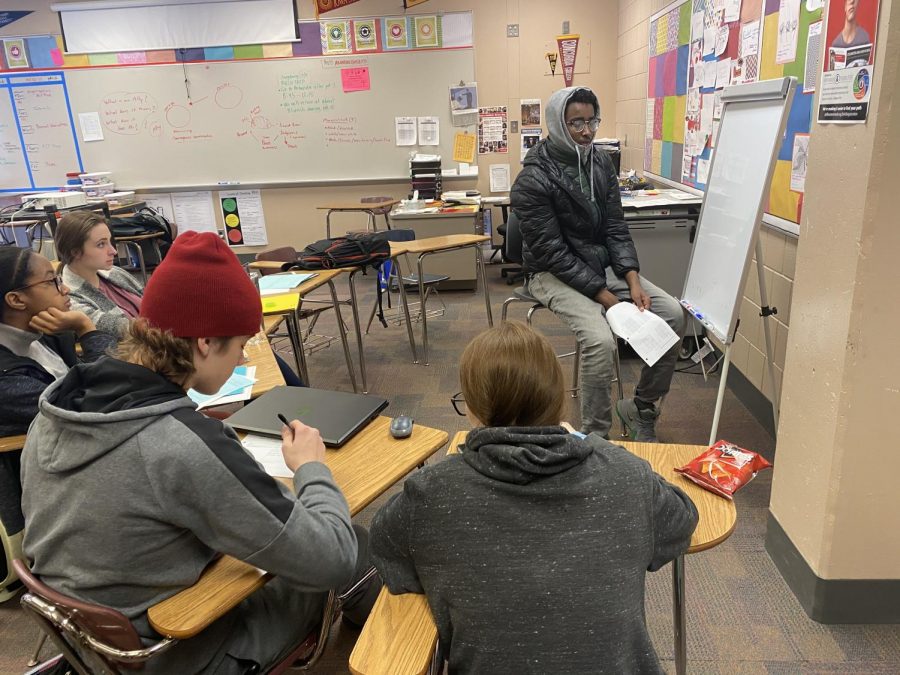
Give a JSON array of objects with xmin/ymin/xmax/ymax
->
[
  {"xmin": 10, "ymin": 275, "xmax": 64, "ymax": 295},
  {"xmin": 566, "ymin": 117, "xmax": 601, "ymax": 132},
  {"xmin": 450, "ymin": 392, "xmax": 466, "ymax": 416}
]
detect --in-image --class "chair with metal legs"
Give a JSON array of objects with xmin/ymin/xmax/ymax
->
[{"xmin": 14, "ymin": 558, "xmax": 378, "ymax": 675}]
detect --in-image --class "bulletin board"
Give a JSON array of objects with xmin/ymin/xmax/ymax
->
[{"xmin": 643, "ymin": 0, "xmax": 823, "ymax": 235}]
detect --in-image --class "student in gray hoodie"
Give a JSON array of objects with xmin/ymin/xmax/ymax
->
[
  {"xmin": 21, "ymin": 231, "xmax": 379, "ymax": 674},
  {"xmin": 371, "ymin": 321, "xmax": 698, "ymax": 674},
  {"xmin": 511, "ymin": 86, "xmax": 686, "ymax": 442}
]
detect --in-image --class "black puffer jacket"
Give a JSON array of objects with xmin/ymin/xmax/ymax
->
[{"xmin": 511, "ymin": 139, "xmax": 639, "ymax": 299}]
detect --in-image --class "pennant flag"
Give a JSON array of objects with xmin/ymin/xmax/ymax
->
[{"xmin": 557, "ymin": 34, "xmax": 580, "ymax": 87}]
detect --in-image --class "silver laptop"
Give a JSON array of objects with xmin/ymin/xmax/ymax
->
[{"xmin": 226, "ymin": 386, "xmax": 388, "ymax": 447}]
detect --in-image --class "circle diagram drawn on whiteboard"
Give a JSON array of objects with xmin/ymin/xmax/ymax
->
[{"xmin": 215, "ymin": 84, "xmax": 243, "ymax": 110}]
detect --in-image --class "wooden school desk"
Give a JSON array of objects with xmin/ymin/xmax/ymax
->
[
  {"xmin": 389, "ymin": 234, "xmax": 493, "ymax": 365},
  {"xmin": 147, "ymin": 417, "xmax": 449, "ymax": 640},
  {"xmin": 256, "ymin": 268, "xmax": 359, "ymax": 392},
  {"xmin": 349, "ymin": 434, "xmax": 737, "ymax": 675},
  {"xmin": 243, "ymin": 330, "xmax": 285, "ymax": 399},
  {"xmin": 319, "ymin": 199, "xmax": 400, "ymax": 239}
]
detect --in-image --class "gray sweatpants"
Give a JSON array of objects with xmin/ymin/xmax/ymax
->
[{"xmin": 527, "ymin": 269, "xmax": 686, "ymax": 437}]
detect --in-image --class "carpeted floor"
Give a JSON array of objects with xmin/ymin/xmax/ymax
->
[{"xmin": 1, "ymin": 266, "xmax": 897, "ymax": 674}]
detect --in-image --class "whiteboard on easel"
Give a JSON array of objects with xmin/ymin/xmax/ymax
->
[{"xmin": 680, "ymin": 78, "xmax": 796, "ymax": 344}]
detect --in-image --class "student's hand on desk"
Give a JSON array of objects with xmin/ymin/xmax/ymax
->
[
  {"xmin": 29, "ymin": 308, "xmax": 94, "ymax": 337},
  {"xmin": 281, "ymin": 420, "xmax": 326, "ymax": 472}
]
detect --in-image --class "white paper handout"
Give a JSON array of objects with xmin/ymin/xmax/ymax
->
[
  {"xmin": 172, "ymin": 191, "xmax": 218, "ymax": 235},
  {"xmin": 740, "ymin": 21, "xmax": 760, "ymax": 57},
  {"xmin": 790, "ymin": 133, "xmax": 809, "ymax": 192},
  {"xmin": 776, "ymin": 0, "xmax": 801, "ymax": 64},
  {"xmin": 78, "ymin": 112, "xmax": 104, "ymax": 142},
  {"xmin": 716, "ymin": 59, "xmax": 733, "ymax": 89},
  {"xmin": 417, "ymin": 116, "xmax": 439, "ymax": 145},
  {"xmin": 489, "ymin": 164, "xmax": 511, "ymax": 192},
  {"xmin": 395, "ymin": 116, "xmax": 417, "ymax": 146},
  {"xmin": 242, "ymin": 434, "xmax": 293, "ymax": 478},
  {"xmin": 724, "ymin": 0, "xmax": 742, "ymax": 23},
  {"xmin": 605, "ymin": 303, "xmax": 680, "ymax": 367}
]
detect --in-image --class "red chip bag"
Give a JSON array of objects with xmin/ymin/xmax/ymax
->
[{"xmin": 674, "ymin": 440, "xmax": 772, "ymax": 500}]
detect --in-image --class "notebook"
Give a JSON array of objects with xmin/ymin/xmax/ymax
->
[{"xmin": 226, "ymin": 386, "xmax": 389, "ymax": 448}]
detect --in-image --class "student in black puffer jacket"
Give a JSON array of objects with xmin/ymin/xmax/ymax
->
[{"xmin": 512, "ymin": 86, "xmax": 686, "ymax": 442}]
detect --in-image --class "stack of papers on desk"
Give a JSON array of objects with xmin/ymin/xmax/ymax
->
[
  {"xmin": 258, "ymin": 273, "xmax": 316, "ymax": 295},
  {"xmin": 242, "ymin": 434, "xmax": 292, "ymax": 477},
  {"xmin": 605, "ymin": 304, "xmax": 679, "ymax": 367},
  {"xmin": 189, "ymin": 366, "xmax": 257, "ymax": 409}
]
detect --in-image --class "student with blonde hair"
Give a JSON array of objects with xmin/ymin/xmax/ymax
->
[
  {"xmin": 371, "ymin": 321, "xmax": 698, "ymax": 674},
  {"xmin": 21, "ymin": 232, "xmax": 378, "ymax": 674}
]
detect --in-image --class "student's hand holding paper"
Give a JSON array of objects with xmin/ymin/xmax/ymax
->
[{"xmin": 281, "ymin": 420, "xmax": 326, "ymax": 472}]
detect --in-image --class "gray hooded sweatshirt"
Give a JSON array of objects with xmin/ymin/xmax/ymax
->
[
  {"xmin": 21, "ymin": 356, "xmax": 357, "ymax": 673},
  {"xmin": 371, "ymin": 425, "xmax": 698, "ymax": 674}
]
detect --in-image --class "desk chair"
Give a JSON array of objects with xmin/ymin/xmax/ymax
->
[
  {"xmin": 360, "ymin": 196, "xmax": 395, "ymax": 231},
  {"xmin": 500, "ymin": 213, "xmax": 625, "ymax": 432},
  {"xmin": 364, "ymin": 229, "xmax": 449, "ymax": 337},
  {"xmin": 15, "ymin": 558, "xmax": 377, "ymax": 675},
  {"xmin": 497, "ymin": 221, "xmax": 525, "ymax": 286}
]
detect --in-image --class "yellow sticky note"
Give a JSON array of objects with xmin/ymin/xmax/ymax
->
[
  {"xmin": 261, "ymin": 293, "xmax": 299, "ymax": 314},
  {"xmin": 453, "ymin": 132, "xmax": 477, "ymax": 164}
]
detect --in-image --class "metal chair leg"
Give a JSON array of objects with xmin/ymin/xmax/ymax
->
[
  {"xmin": 571, "ymin": 343, "xmax": 581, "ymax": 398},
  {"xmin": 26, "ymin": 633, "xmax": 47, "ymax": 667},
  {"xmin": 615, "ymin": 342, "xmax": 627, "ymax": 438}
]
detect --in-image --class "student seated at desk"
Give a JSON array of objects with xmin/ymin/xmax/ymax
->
[
  {"xmin": 371, "ymin": 321, "xmax": 698, "ymax": 674},
  {"xmin": 21, "ymin": 232, "xmax": 379, "ymax": 674},
  {"xmin": 0, "ymin": 247, "xmax": 117, "ymax": 587},
  {"xmin": 56, "ymin": 210, "xmax": 304, "ymax": 386},
  {"xmin": 56, "ymin": 210, "xmax": 144, "ymax": 337}
]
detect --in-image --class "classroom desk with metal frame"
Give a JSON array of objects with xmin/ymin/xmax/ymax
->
[
  {"xmin": 147, "ymin": 418, "xmax": 449, "ymax": 640},
  {"xmin": 319, "ymin": 199, "xmax": 400, "ymax": 239},
  {"xmin": 257, "ymin": 268, "xmax": 359, "ymax": 392},
  {"xmin": 388, "ymin": 234, "xmax": 493, "ymax": 365},
  {"xmin": 348, "ymin": 433, "xmax": 737, "ymax": 675}
]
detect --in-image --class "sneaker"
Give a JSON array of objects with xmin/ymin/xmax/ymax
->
[{"xmin": 616, "ymin": 398, "xmax": 660, "ymax": 442}]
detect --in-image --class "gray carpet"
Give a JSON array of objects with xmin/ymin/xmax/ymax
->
[{"xmin": 2, "ymin": 266, "xmax": 898, "ymax": 674}]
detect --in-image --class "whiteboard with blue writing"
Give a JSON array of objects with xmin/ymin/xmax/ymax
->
[
  {"xmin": 0, "ymin": 72, "xmax": 83, "ymax": 193},
  {"xmin": 64, "ymin": 49, "xmax": 475, "ymax": 189}
]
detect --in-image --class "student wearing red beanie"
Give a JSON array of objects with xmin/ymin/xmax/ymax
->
[{"xmin": 21, "ymin": 231, "xmax": 380, "ymax": 674}]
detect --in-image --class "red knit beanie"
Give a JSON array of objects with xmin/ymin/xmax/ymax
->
[{"xmin": 141, "ymin": 231, "xmax": 261, "ymax": 337}]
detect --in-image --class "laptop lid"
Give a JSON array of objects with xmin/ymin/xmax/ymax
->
[{"xmin": 226, "ymin": 386, "xmax": 389, "ymax": 448}]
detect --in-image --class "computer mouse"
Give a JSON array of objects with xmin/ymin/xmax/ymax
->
[{"xmin": 390, "ymin": 415, "xmax": 414, "ymax": 439}]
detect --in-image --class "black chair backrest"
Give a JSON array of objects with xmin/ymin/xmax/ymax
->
[{"xmin": 504, "ymin": 211, "xmax": 524, "ymax": 265}]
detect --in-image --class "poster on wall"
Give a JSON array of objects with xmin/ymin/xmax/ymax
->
[
  {"xmin": 478, "ymin": 106, "xmax": 508, "ymax": 154},
  {"xmin": 817, "ymin": 0, "xmax": 880, "ymax": 123}
]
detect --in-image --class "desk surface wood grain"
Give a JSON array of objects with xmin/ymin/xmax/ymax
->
[
  {"xmin": 243, "ymin": 332, "xmax": 285, "ymax": 399},
  {"xmin": 0, "ymin": 434, "xmax": 26, "ymax": 453},
  {"xmin": 397, "ymin": 234, "xmax": 489, "ymax": 255},
  {"xmin": 148, "ymin": 417, "xmax": 448, "ymax": 639}
]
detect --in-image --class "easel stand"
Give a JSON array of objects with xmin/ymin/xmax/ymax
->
[{"xmin": 708, "ymin": 238, "xmax": 781, "ymax": 444}]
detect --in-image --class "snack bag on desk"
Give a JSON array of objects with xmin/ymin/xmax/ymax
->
[{"xmin": 675, "ymin": 440, "xmax": 772, "ymax": 500}]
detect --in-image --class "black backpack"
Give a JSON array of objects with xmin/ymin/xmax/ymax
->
[
  {"xmin": 283, "ymin": 231, "xmax": 393, "ymax": 327},
  {"xmin": 285, "ymin": 231, "xmax": 391, "ymax": 271},
  {"xmin": 108, "ymin": 207, "xmax": 175, "ymax": 264}
]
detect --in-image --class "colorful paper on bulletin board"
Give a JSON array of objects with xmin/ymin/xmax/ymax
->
[
  {"xmin": 353, "ymin": 19, "xmax": 379, "ymax": 51},
  {"xmin": 3, "ymin": 39, "xmax": 29, "ymax": 68},
  {"xmin": 341, "ymin": 67, "xmax": 370, "ymax": 92},
  {"xmin": 383, "ymin": 17, "xmax": 410, "ymax": 50},
  {"xmin": 25, "ymin": 36, "xmax": 58, "ymax": 69},
  {"xmin": 321, "ymin": 21, "xmax": 352, "ymax": 54},
  {"xmin": 315, "ymin": 0, "xmax": 361, "ymax": 16},
  {"xmin": 556, "ymin": 34, "xmax": 580, "ymax": 87},
  {"xmin": 453, "ymin": 132, "xmax": 476, "ymax": 163},
  {"xmin": 644, "ymin": 0, "xmax": 819, "ymax": 227},
  {"xmin": 413, "ymin": 16, "xmax": 440, "ymax": 48}
]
